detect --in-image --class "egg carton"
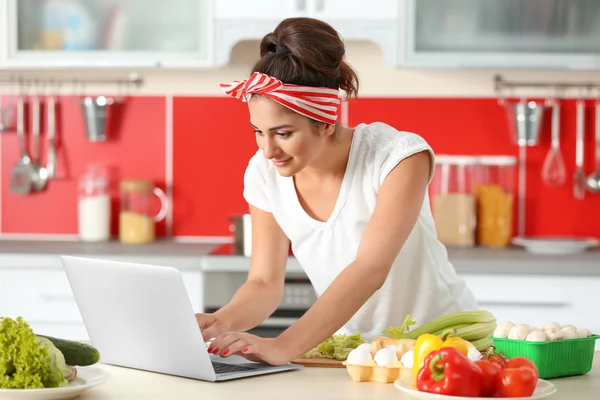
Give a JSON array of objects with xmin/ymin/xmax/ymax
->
[{"xmin": 342, "ymin": 337, "xmax": 416, "ymax": 384}]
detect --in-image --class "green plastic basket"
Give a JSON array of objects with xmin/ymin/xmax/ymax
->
[{"xmin": 489, "ymin": 334, "xmax": 599, "ymax": 379}]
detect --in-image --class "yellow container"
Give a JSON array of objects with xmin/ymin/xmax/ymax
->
[{"xmin": 342, "ymin": 337, "xmax": 415, "ymax": 384}]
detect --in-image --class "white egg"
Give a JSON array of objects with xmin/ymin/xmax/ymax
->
[
  {"xmin": 356, "ymin": 343, "xmax": 372, "ymax": 352},
  {"xmin": 347, "ymin": 348, "xmax": 372, "ymax": 365},
  {"xmin": 401, "ymin": 349, "xmax": 414, "ymax": 368},
  {"xmin": 385, "ymin": 344, "xmax": 398, "ymax": 354},
  {"xmin": 374, "ymin": 347, "xmax": 398, "ymax": 367}
]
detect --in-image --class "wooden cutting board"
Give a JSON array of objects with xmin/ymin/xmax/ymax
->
[{"xmin": 291, "ymin": 357, "xmax": 345, "ymax": 368}]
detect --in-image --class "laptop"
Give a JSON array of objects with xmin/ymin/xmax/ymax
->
[{"xmin": 60, "ymin": 255, "xmax": 303, "ymax": 381}]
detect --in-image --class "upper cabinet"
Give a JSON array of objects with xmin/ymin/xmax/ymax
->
[
  {"xmin": 214, "ymin": 0, "xmax": 306, "ymax": 20},
  {"xmin": 399, "ymin": 0, "xmax": 600, "ymax": 70},
  {"xmin": 1, "ymin": 0, "xmax": 599, "ymax": 70},
  {"xmin": 2, "ymin": 0, "xmax": 212, "ymax": 68},
  {"xmin": 213, "ymin": 0, "xmax": 399, "ymax": 67}
]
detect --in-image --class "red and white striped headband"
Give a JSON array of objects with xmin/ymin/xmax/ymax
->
[{"xmin": 220, "ymin": 72, "xmax": 340, "ymax": 125}]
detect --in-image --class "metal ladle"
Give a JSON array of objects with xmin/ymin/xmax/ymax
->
[{"xmin": 586, "ymin": 101, "xmax": 600, "ymax": 193}]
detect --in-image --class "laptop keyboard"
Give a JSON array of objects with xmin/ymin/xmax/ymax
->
[{"xmin": 212, "ymin": 361, "xmax": 264, "ymax": 374}]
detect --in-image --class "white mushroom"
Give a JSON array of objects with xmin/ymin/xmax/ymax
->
[
  {"xmin": 525, "ymin": 330, "xmax": 548, "ymax": 342},
  {"xmin": 493, "ymin": 321, "xmax": 515, "ymax": 338},
  {"xmin": 543, "ymin": 322, "xmax": 562, "ymax": 334},
  {"xmin": 576, "ymin": 328, "xmax": 592, "ymax": 338},
  {"xmin": 561, "ymin": 327, "xmax": 579, "ymax": 339},
  {"xmin": 508, "ymin": 325, "xmax": 531, "ymax": 340},
  {"xmin": 547, "ymin": 330, "xmax": 564, "ymax": 341}
]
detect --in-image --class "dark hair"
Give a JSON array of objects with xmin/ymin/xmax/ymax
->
[{"xmin": 251, "ymin": 17, "xmax": 359, "ymax": 101}]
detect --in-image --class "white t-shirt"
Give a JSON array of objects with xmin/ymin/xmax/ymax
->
[{"xmin": 243, "ymin": 122, "xmax": 479, "ymax": 340}]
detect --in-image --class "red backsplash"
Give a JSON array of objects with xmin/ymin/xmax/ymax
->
[
  {"xmin": 0, "ymin": 95, "xmax": 167, "ymax": 236},
  {"xmin": 348, "ymin": 98, "xmax": 600, "ymax": 238},
  {"xmin": 1, "ymin": 95, "xmax": 598, "ymax": 239}
]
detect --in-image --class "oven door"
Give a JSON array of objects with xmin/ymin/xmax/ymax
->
[
  {"xmin": 246, "ymin": 316, "xmax": 299, "ymax": 338},
  {"xmin": 203, "ymin": 272, "xmax": 315, "ymax": 338}
]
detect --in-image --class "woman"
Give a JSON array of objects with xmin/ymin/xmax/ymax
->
[{"xmin": 196, "ymin": 17, "xmax": 478, "ymax": 366}]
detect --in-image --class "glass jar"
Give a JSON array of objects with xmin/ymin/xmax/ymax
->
[
  {"xmin": 429, "ymin": 155, "xmax": 479, "ymax": 247},
  {"xmin": 474, "ymin": 156, "xmax": 517, "ymax": 248},
  {"xmin": 78, "ymin": 165, "xmax": 111, "ymax": 242},
  {"xmin": 119, "ymin": 179, "xmax": 169, "ymax": 244}
]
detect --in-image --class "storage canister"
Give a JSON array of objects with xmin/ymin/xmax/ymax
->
[
  {"xmin": 429, "ymin": 155, "xmax": 479, "ymax": 247},
  {"xmin": 474, "ymin": 156, "xmax": 517, "ymax": 248},
  {"xmin": 119, "ymin": 179, "xmax": 168, "ymax": 244},
  {"xmin": 78, "ymin": 165, "xmax": 111, "ymax": 242}
]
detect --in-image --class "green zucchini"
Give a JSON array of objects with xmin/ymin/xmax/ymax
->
[{"xmin": 37, "ymin": 335, "xmax": 100, "ymax": 366}]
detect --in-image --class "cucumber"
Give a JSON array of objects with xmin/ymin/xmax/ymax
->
[{"xmin": 37, "ymin": 335, "xmax": 100, "ymax": 366}]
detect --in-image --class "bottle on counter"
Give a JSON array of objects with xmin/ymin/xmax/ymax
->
[
  {"xmin": 118, "ymin": 179, "xmax": 168, "ymax": 244},
  {"xmin": 78, "ymin": 164, "xmax": 111, "ymax": 242}
]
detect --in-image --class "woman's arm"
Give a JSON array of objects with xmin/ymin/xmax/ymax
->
[
  {"xmin": 214, "ymin": 205, "xmax": 290, "ymax": 333},
  {"xmin": 275, "ymin": 150, "xmax": 432, "ymax": 359}
]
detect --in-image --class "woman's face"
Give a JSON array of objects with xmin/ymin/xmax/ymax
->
[{"xmin": 248, "ymin": 96, "xmax": 334, "ymax": 177}]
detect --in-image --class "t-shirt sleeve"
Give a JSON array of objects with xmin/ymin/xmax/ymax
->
[
  {"xmin": 379, "ymin": 132, "xmax": 436, "ymax": 186},
  {"xmin": 243, "ymin": 153, "xmax": 272, "ymax": 213}
]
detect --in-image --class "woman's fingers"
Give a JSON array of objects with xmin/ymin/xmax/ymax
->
[
  {"xmin": 209, "ymin": 332, "xmax": 242, "ymax": 356},
  {"xmin": 223, "ymin": 338, "xmax": 257, "ymax": 357},
  {"xmin": 241, "ymin": 343, "xmax": 260, "ymax": 355}
]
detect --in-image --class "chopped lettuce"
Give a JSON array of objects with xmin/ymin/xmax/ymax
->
[
  {"xmin": 303, "ymin": 333, "xmax": 366, "ymax": 361},
  {"xmin": 0, "ymin": 316, "xmax": 69, "ymax": 389}
]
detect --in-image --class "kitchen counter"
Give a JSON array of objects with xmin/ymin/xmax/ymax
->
[
  {"xmin": 0, "ymin": 238, "xmax": 598, "ymax": 275},
  {"xmin": 0, "ymin": 239, "xmax": 223, "ymax": 269},
  {"xmin": 78, "ymin": 353, "xmax": 600, "ymax": 400}
]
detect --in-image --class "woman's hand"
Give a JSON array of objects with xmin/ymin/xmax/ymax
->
[
  {"xmin": 208, "ymin": 332, "xmax": 293, "ymax": 366},
  {"xmin": 195, "ymin": 313, "xmax": 231, "ymax": 342}
]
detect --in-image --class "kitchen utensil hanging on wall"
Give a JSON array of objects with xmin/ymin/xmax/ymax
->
[
  {"xmin": 9, "ymin": 87, "xmax": 33, "ymax": 195},
  {"xmin": 81, "ymin": 95, "xmax": 116, "ymax": 142},
  {"xmin": 541, "ymin": 98, "xmax": 566, "ymax": 188},
  {"xmin": 573, "ymin": 99, "xmax": 586, "ymax": 200},
  {"xmin": 46, "ymin": 82, "xmax": 58, "ymax": 179},
  {"xmin": 503, "ymin": 97, "xmax": 547, "ymax": 238},
  {"xmin": 585, "ymin": 98, "xmax": 600, "ymax": 193},
  {"xmin": 29, "ymin": 84, "xmax": 49, "ymax": 192}
]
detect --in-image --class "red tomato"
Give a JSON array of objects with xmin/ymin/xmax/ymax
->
[
  {"xmin": 474, "ymin": 360, "xmax": 502, "ymax": 397},
  {"xmin": 497, "ymin": 357, "xmax": 539, "ymax": 398},
  {"xmin": 482, "ymin": 348, "xmax": 509, "ymax": 368},
  {"xmin": 505, "ymin": 357, "xmax": 540, "ymax": 380}
]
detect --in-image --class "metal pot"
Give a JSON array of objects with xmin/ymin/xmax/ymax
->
[{"xmin": 229, "ymin": 214, "xmax": 252, "ymax": 257}]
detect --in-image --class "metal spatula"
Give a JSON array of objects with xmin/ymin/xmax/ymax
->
[{"xmin": 9, "ymin": 95, "xmax": 33, "ymax": 195}]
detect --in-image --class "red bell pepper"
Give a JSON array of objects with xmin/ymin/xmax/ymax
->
[
  {"xmin": 416, "ymin": 347, "xmax": 483, "ymax": 397},
  {"xmin": 497, "ymin": 357, "xmax": 539, "ymax": 398}
]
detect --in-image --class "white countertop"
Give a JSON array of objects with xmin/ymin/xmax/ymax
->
[
  {"xmin": 0, "ymin": 239, "xmax": 598, "ymax": 276},
  {"xmin": 78, "ymin": 353, "xmax": 600, "ymax": 400}
]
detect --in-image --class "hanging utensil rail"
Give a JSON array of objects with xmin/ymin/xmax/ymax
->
[
  {"xmin": 0, "ymin": 72, "xmax": 143, "ymax": 88},
  {"xmin": 494, "ymin": 74, "xmax": 600, "ymax": 93}
]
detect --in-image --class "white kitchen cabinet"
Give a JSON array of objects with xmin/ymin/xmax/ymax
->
[
  {"xmin": 215, "ymin": 0, "xmax": 307, "ymax": 21},
  {"xmin": 0, "ymin": 0, "xmax": 213, "ymax": 68},
  {"xmin": 0, "ymin": 267, "xmax": 204, "ymax": 340},
  {"xmin": 309, "ymin": 0, "xmax": 398, "ymax": 22},
  {"xmin": 214, "ymin": 0, "xmax": 399, "ymax": 67},
  {"xmin": 462, "ymin": 274, "xmax": 600, "ymax": 350},
  {"xmin": 399, "ymin": 0, "xmax": 600, "ymax": 69}
]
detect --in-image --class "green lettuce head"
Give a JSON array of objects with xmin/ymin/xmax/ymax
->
[{"xmin": 0, "ymin": 317, "xmax": 69, "ymax": 389}]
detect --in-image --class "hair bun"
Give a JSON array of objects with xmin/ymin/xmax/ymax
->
[{"xmin": 254, "ymin": 17, "xmax": 359, "ymax": 100}]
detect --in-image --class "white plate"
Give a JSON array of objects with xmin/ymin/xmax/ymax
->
[
  {"xmin": 394, "ymin": 375, "xmax": 557, "ymax": 400},
  {"xmin": 0, "ymin": 367, "xmax": 111, "ymax": 400},
  {"xmin": 512, "ymin": 236, "xmax": 599, "ymax": 255}
]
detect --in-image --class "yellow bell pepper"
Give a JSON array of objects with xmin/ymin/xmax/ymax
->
[{"xmin": 412, "ymin": 329, "xmax": 470, "ymax": 378}]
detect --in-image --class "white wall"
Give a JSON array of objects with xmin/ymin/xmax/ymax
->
[{"xmin": 3, "ymin": 40, "xmax": 600, "ymax": 98}]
